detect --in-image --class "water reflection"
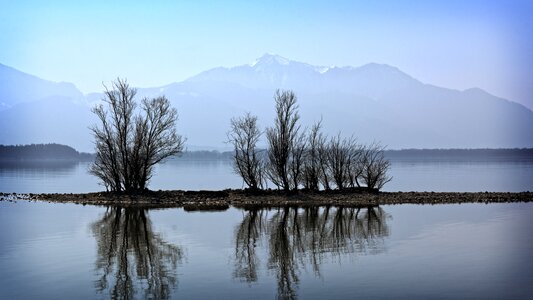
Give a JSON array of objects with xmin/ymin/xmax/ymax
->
[
  {"xmin": 0, "ymin": 160, "xmax": 79, "ymax": 175},
  {"xmin": 91, "ymin": 208, "xmax": 184, "ymax": 300},
  {"xmin": 234, "ymin": 206, "xmax": 390, "ymax": 299}
]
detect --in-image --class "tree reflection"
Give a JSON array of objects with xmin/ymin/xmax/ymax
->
[
  {"xmin": 91, "ymin": 207, "xmax": 184, "ymax": 300},
  {"xmin": 234, "ymin": 206, "xmax": 390, "ymax": 299}
]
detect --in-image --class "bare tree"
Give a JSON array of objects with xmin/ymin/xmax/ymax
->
[
  {"xmin": 361, "ymin": 142, "xmax": 392, "ymax": 191},
  {"xmin": 302, "ymin": 120, "xmax": 324, "ymax": 191},
  {"xmin": 228, "ymin": 113, "xmax": 264, "ymax": 190},
  {"xmin": 90, "ymin": 78, "xmax": 185, "ymax": 193},
  {"xmin": 266, "ymin": 90, "xmax": 301, "ymax": 192},
  {"xmin": 317, "ymin": 132, "xmax": 331, "ymax": 190},
  {"xmin": 326, "ymin": 134, "xmax": 359, "ymax": 190},
  {"xmin": 348, "ymin": 144, "xmax": 365, "ymax": 188},
  {"xmin": 288, "ymin": 131, "xmax": 306, "ymax": 191}
]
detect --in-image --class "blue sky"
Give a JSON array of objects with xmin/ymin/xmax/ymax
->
[{"xmin": 1, "ymin": 0, "xmax": 532, "ymax": 109}]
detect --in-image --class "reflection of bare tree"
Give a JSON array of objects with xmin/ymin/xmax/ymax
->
[
  {"xmin": 234, "ymin": 206, "xmax": 390, "ymax": 300},
  {"xmin": 268, "ymin": 207, "xmax": 301, "ymax": 300},
  {"xmin": 233, "ymin": 209, "xmax": 265, "ymax": 283},
  {"xmin": 91, "ymin": 207, "xmax": 184, "ymax": 300}
]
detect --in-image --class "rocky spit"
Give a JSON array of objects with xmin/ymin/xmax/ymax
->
[{"xmin": 1, "ymin": 189, "xmax": 531, "ymax": 210}]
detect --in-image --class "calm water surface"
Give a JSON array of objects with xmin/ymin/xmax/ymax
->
[
  {"xmin": 0, "ymin": 201, "xmax": 531, "ymax": 299},
  {"xmin": 1, "ymin": 155, "xmax": 532, "ymax": 298},
  {"xmin": 0, "ymin": 156, "xmax": 532, "ymax": 193}
]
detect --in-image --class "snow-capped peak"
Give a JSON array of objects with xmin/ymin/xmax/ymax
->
[
  {"xmin": 315, "ymin": 66, "xmax": 332, "ymax": 74},
  {"xmin": 250, "ymin": 53, "xmax": 291, "ymax": 67}
]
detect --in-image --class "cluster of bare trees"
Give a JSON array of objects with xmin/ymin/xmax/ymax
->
[
  {"xmin": 90, "ymin": 79, "xmax": 185, "ymax": 192},
  {"xmin": 228, "ymin": 89, "xmax": 392, "ymax": 192},
  {"xmin": 91, "ymin": 80, "xmax": 389, "ymax": 193}
]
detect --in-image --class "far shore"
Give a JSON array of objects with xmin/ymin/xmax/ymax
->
[{"xmin": 1, "ymin": 189, "xmax": 531, "ymax": 210}]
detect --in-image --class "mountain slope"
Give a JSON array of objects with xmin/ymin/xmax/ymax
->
[
  {"xmin": 186, "ymin": 54, "xmax": 420, "ymax": 98},
  {"xmin": 152, "ymin": 54, "xmax": 533, "ymax": 148},
  {"xmin": 0, "ymin": 63, "xmax": 84, "ymax": 110},
  {"xmin": 0, "ymin": 64, "xmax": 92, "ymax": 150},
  {"xmin": 0, "ymin": 55, "xmax": 532, "ymax": 151}
]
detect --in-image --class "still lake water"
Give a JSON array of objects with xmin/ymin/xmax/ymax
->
[
  {"xmin": 0, "ymin": 155, "xmax": 532, "ymax": 193},
  {"xmin": 0, "ymin": 156, "xmax": 532, "ymax": 299},
  {"xmin": 0, "ymin": 201, "xmax": 532, "ymax": 299}
]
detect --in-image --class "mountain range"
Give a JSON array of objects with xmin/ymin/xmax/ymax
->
[{"xmin": 1, "ymin": 54, "xmax": 532, "ymax": 152}]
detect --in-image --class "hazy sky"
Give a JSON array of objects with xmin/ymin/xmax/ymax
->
[{"xmin": 1, "ymin": 0, "xmax": 532, "ymax": 109}]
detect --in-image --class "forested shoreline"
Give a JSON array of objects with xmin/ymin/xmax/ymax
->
[
  {"xmin": 0, "ymin": 144, "xmax": 93, "ymax": 161},
  {"xmin": 2, "ymin": 143, "xmax": 532, "ymax": 161}
]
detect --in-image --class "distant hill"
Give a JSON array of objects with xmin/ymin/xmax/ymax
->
[
  {"xmin": 0, "ymin": 143, "xmax": 93, "ymax": 161},
  {"xmin": 0, "ymin": 63, "xmax": 84, "ymax": 109},
  {"xmin": 0, "ymin": 63, "xmax": 94, "ymax": 151},
  {"xmin": 1, "ymin": 55, "xmax": 532, "ymax": 151}
]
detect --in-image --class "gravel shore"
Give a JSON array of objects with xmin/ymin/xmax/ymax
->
[{"xmin": 1, "ymin": 189, "xmax": 531, "ymax": 210}]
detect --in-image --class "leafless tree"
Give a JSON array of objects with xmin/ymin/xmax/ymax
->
[
  {"xmin": 326, "ymin": 134, "xmax": 359, "ymax": 190},
  {"xmin": 348, "ymin": 144, "xmax": 366, "ymax": 188},
  {"xmin": 90, "ymin": 78, "xmax": 185, "ymax": 193},
  {"xmin": 266, "ymin": 90, "xmax": 301, "ymax": 192},
  {"xmin": 288, "ymin": 131, "xmax": 306, "ymax": 190},
  {"xmin": 302, "ymin": 121, "xmax": 323, "ymax": 191},
  {"xmin": 361, "ymin": 142, "xmax": 392, "ymax": 191},
  {"xmin": 228, "ymin": 113, "xmax": 264, "ymax": 190},
  {"xmin": 317, "ymin": 132, "xmax": 331, "ymax": 190}
]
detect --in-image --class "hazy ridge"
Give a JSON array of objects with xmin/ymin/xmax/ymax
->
[{"xmin": 1, "ymin": 54, "xmax": 532, "ymax": 152}]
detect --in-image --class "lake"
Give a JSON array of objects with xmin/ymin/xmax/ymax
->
[
  {"xmin": 1, "ymin": 154, "xmax": 532, "ymax": 299},
  {"xmin": 0, "ymin": 201, "xmax": 532, "ymax": 299},
  {"xmin": 1, "ymin": 153, "xmax": 532, "ymax": 194}
]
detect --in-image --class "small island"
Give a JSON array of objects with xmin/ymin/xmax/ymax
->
[{"xmin": 2, "ymin": 190, "xmax": 531, "ymax": 211}]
